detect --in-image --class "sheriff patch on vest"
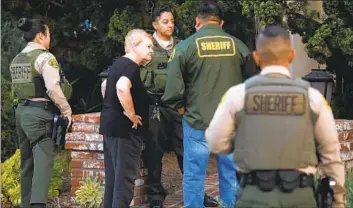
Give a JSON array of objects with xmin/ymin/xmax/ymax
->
[{"xmin": 245, "ymin": 92, "xmax": 305, "ymax": 115}]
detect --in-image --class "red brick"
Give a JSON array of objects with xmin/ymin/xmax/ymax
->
[
  {"xmin": 83, "ymin": 161, "xmax": 105, "ymax": 169},
  {"xmin": 71, "ymin": 179, "xmax": 81, "ymax": 187},
  {"xmin": 72, "ymin": 114, "xmax": 85, "ymax": 122},
  {"xmin": 338, "ymin": 131, "xmax": 353, "ymax": 141},
  {"xmin": 340, "ymin": 143, "xmax": 350, "ymax": 151},
  {"xmin": 65, "ymin": 132, "xmax": 85, "ymax": 141},
  {"xmin": 72, "ymin": 123, "xmax": 99, "ymax": 133},
  {"xmin": 72, "ymin": 113, "xmax": 101, "ymax": 123},
  {"xmin": 85, "ymin": 133, "xmax": 103, "ymax": 142},
  {"xmin": 71, "ymin": 169, "xmax": 83, "ymax": 177},
  {"xmin": 84, "ymin": 114, "xmax": 100, "ymax": 123},
  {"xmin": 71, "ymin": 152, "xmax": 104, "ymax": 159},
  {"xmin": 71, "ymin": 160, "xmax": 83, "ymax": 168},
  {"xmin": 65, "ymin": 142, "xmax": 88, "ymax": 150}
]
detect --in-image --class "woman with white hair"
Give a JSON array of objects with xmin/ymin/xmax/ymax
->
[{"xmin": 99, "ymin": 29, "xmax": 154, "ymax": 207}]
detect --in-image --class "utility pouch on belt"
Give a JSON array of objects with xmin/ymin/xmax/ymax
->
[
  {"xmin": 256, "ymin": 170, "xmax": 277, "ymax": 192},
  {"xmin": 241, "ymin": 170, "xmax": 314, "ymax": 193},
  {"xmin": 278, "ymin": 170, "xmax": 300, "ymax": 193}
]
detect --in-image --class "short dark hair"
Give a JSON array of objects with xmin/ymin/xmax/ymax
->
[
  {"xmin": 256, "ymin": 25, "xmax": 292, "ymax": 63},
  {"xmin": 258, "ymin": 25, "xmax": 290, "ymax": 40},
  {"xmin": 197, "ymin": 1, "xmax": 224, "ymax": 21},
  {"xmin": 152, "ymin": 4, "xmax": 174, "ymax": 22},
  {"xmin": 17, "ymin": 18, "xmax": 47, "ymax": 42}
]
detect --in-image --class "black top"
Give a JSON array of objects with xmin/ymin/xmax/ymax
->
[{"xmin": 99, "ymin": 57, "xmax": 150, "ymax": 137}]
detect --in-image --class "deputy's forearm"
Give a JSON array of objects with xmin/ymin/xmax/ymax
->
[
  {"xmin": 117, "ymin": 89, "xmax": 135, "ymax": 116},
  {"xmin": 47, "ymin": 84, "xmax": 72, "ymax": 117}
]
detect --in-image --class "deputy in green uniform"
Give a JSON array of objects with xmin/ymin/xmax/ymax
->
[
  {"xmin": 161, "ymin": 2, "xmax": 259, "ymax": 207},
  {"xmin": 10, "ymin": 18, "xmax": 72, "ymax": 208},
  {"xmin": 140, "ymin": 4, "xmax": 217, "ymax": 207},
  {"xmin": 206, "ymin": 25, "xmax": 347, "ymax": 207}
]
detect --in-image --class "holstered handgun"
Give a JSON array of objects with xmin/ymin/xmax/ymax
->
[
  {"xmin": 316, "ymin": 177, "xmax": 335, "ymax": 208},
  {"xmin": 52, "ymin": 115, "xmax": 72, "ymax": 147}
]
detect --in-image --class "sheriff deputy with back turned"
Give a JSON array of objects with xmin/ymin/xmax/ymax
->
[{"xmin": 206, "ymin": 25, "xmax": 347, "ymax": 207}]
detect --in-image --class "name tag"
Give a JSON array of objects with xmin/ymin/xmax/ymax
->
[
  {"xmin": 245, "ymin": 92, "xmax": 306, "ymax": 115},
  {"xmin": 196, "ymin": 36, "xmax": 236, "ymax": 57},
  {"xmin": 10, "ymin": 64, "xmax": 32, "ymax": 83}
]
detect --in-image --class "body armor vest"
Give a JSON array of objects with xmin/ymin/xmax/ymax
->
[
  {"xmin": 140, "ymin": 37, "xmax": 180, "ymax": 95},
  {"xmin": 10, "ymin": 49, "xmax": 73, "ymax": 101},
  {"xmin": 10, "ymin": 49, "xmax": 48, "ymax": 100},
  {"xmin": 233, "ymin": 74, "xmax": 318, "ymax": 172}
]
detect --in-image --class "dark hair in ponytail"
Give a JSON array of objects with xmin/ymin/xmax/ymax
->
[{"xmin": 17, "ymin": 18, "xmax": 47, "ymax": 42}]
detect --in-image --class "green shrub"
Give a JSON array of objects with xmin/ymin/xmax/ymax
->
[
  {"xmin": 75, "ymin": 176, "xmax": 104, "ymax": 208},
  {"xmin": 346, "ymin": 169, "xmax": 353, "ymax": 208},
  {"xmin": 1, "ymin": 150, "xmax": 70, "ymax": 207},
  {"xmin": 1, "ymin": 150, "xmax": 21, "ymax": 207}
]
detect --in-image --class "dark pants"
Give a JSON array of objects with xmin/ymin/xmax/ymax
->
[
  {"xmin": 103, "ymin": 134, "xmax": 143, "ymax": 208},
  {"xmin": 15, "ymin": 103, "xmax": 56, "ymax": 208},
  {"xmin": 145, "ymin": 105, "xmax": 183, "ymax": 201}
]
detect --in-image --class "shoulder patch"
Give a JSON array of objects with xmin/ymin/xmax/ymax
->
[
  {"xmin": 48, "ymin": 58, "xmax": 59, "ymax": 71},
  {"xmin": 168, "ymin": 48, "xmax": 175, "ymax": 62},
  {"xmin": 322, "ymin": 96, "xmax": 331, "ymax": 111}
]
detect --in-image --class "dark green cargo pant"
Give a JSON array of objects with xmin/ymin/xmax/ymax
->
[
  {"xmin": 235, "ymin": 186, "xmax": 317, "ymax": 208},
  {"xmin": 15, "ymin": 103, "xmax": 56, "ymax": 208}
]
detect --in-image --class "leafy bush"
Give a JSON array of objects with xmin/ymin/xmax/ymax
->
[
  {"xmin": 1, "ymin": 17, "xmax": 26, "ymax": 161},
  {"xmin": 346, "ymin": 169, "xmax": 353, "ymax": 208},
  {"xmin": 75, "ymin": 176, "xmax": 104, "ymax": 208},
  {"xmin": 1, "ymin": 150, "xmax": 70, "ymax": 207},
  {"xmin": 1, "ymin": 150, "xmax": 21, "ymax": 207}
]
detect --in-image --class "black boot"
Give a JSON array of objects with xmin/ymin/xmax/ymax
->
[{"xmin": 204, "ymin": 194, "xmax": 218, "ymax": 207}]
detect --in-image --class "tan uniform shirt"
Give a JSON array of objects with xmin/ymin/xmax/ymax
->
[
  {"xmin": 23, "ymin": 42, "xmax": 72, "ymax": 117},
  {"xmin": 205, "ymin": 65, "xmax": 347, "ymax": 206}
]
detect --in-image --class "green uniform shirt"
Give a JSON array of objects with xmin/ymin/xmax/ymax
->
[{"xmin": 161, "ymin": 24, "xmax": 259, "ymax": 130}]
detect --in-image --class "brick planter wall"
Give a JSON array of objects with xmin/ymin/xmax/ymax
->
[
  {"xmin": 65, "ymin": 113, "xmax": 148, "ymax": 207},
  {"xmin": 65, "ymin": 113, "xmax": 353, "ymax": 207},
  {"xmin": 336, "ymin": 120, "xmax": 353, "ymax": 170}
]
